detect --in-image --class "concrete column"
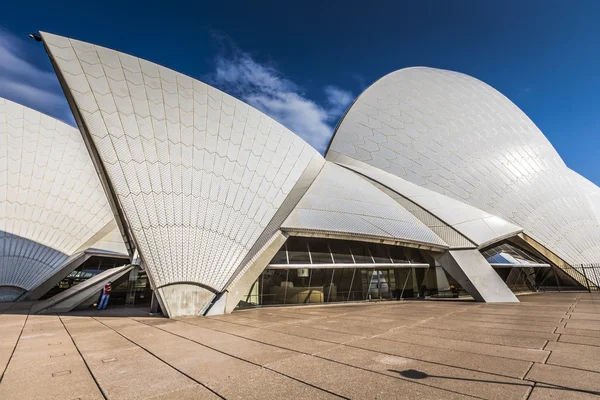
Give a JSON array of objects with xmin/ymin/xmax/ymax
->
[
  {"xmin": 437, "ymin": 249, "xmax": 518, "ymax": 302},
  {"xmin": 155, "ymin": 284, "xmax": 216, "ymax": 317}
]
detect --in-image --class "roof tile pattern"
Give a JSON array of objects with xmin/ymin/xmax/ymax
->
[
  {"xmin": 356, "ymin": 172, "xmax": 475, "ymax": 248},
  {"xmin": 336, "ymin": 159, "xmax": 523, "ymax": 248},
  {"xmin": 0, "ymin": 98, "xmax": 114, "ymax": 291},
  {"xmin": 282, "ymin": 162, "xmax": 448, "ymax": 248},
  {"xmin": 41, "ymin": 33, "xmax": 322, "ymax": 291},
  {"xmin": 327, "ymin": 67, "xmax": 600, "ymax": 266}
]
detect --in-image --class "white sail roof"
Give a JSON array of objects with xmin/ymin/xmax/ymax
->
[
  {"xmin": 0, "ymin": 97, "xmax": 119, "ymax": 294},
  {"xmin": 282, "ymin": 162, "xmax": 448, "ymax": 248},
  {"xmin": 327, "ymin": 67, "xmax": 600, "ymax": 268}
]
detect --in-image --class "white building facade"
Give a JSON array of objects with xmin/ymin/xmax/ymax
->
[{"xmin": 0, "ymin": 33, "xmax": 598, "ymax": 315}]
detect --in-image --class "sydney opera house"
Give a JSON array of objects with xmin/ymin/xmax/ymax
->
[{"xmin": 0, "ymin": 32, "xmax": 599, "ymax": 317}]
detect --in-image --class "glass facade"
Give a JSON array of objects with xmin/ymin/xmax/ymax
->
[
  {"xmin": 482, "ymin": 242, "xmax": 546, "ymax": 266},
  {"xmin": 239, "ymin": 238, "xmax": 600, "ymax": 308},
  {"xmin": 238, "ymin": 237, "xmax": 463, "ymax": 308},
  {"xmin": 482, "ymin": 241, "xmax": 586, "ymax": 293}
]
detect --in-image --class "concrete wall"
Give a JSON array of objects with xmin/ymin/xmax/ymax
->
[{"xmin": 156, "ymin": 284, "xmax": 216, "ymax": 317}]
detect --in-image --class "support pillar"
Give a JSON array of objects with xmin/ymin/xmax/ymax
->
[{"xmin": 437, "ymin": 249, "xmax": 518, "ymax": 302}]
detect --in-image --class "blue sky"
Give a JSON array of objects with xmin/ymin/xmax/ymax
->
[{"xmin": 1, "ymin": 0, "xmax": 598, "ymax": 184}]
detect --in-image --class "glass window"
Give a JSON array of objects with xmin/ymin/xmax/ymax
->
[
  {"xmin": 350, "ymin": 243, "xmax": 372, "ymax": 264},
  {"xmin": 270, "ymin": 246, "xmax": 288, "ymax": 264},
  {"xmin": 307, "ymin": 268, "xmax": 334, "ymax": 302},
  {"xmin": 400, "ymin": 247, "xmax": 425, "ymax": 263},
  {"xmin": 394, "ymin": 268, "xmax": 416, "ymax": 298},
  {"xmin": 260, "ymin": 269, "xmax": 289, "ymax": 305},
  {"xmin": 307, "ymin": 239, "xmax": 333, "ymax": 264},
  {"xmin": 346, "ymin": 268, "xmax": 362, "ymax": 301},
  {"xmin": 330, "ymin": 268, "xmax": 355, "ymax": 302},
  {"xmin": 388, "ymin": 246, "xmax": 409, "ymax": 263},
  {"xmin": 286, "ymin": 237, "xmax": 310, "ymax": 264},
  {"xmin": 329, "ymin": 240, "xmax": 354, "ymax": 264},
  {"xmin": 412, "ymin": 249, "xmax": 426, "ymax": 263},
  {"xmin": 370, "ymin": 244, "xmax": 392, "ymax": 263},
  {"xmin": 377, "ymin": 269, "xmax": 397, "ymax": 299},
  {"xmin": 359, "ymin": 268, "xmax": 378, "ymax": 299}
]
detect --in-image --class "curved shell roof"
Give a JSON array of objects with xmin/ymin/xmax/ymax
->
[
  {"xmin": 338, "ymin": 159, "xmax": 523, "ymax": 248},
  {"xmin": 327, "ymin": 67, "xmax": 600, "ymax": 267},
  {"xmin": 282, "ymin": 162, "xmax": 449, "ymax": 248},
  {"xmin": 41, "ymin": 32, "xmax": 324, "ymax": 292},
  {"xmin": 0, "ymin": 98, "xmax": 116, "ymax": 292}
]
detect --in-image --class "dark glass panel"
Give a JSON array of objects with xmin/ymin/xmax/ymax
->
[
  {"xmin": 393, "ymin": 268, "xmax": 415, "ymax": 298},
  {"xmin": 259, "ymin": 269, "xmax": 289, "ymax": 305},
  {"xmin": 270, "ymin": 246, "xmax": 288, "ymax": 264},
  {"xmin": 304, "ymin": 268, "xmax": 332, "ymax": 303},
  {"xmin": 378, "ymin": 269, "xmax": 398, "ymax": 299},
  {"xmin": 350, "ymin": 243, "xmax": 372, "ymax": 264},
  {"xmin": 402, "ymin": 247, "xmax": 425, "ymax": 263},
  {"xmin": 286, "ymin": 236, "xmax": 310, "ymax": 264},
  {"xmin": 370, "ymin": 244, "xmax": 392, "ymax": 263},
  {"xmin": 278, "ymin": 269, "xmax": 321, "ymax": 304},
  {"xmin": 347, "ymin": 268, "xmax": 362, "ymax": 301},
  {"xmin": 329, "ymin": 240, "xmax": 354, "ymax": 264},
  {"xmin": 330, "ymin": 268, "xmax": 355, "ymax": 302},
  {"xmin": 307, "ymin": 239, "xmax": 333, "ymax": 264},
  {"xmin": 388, "ymin": 246, "xmax": 409, "ymax": 263}
]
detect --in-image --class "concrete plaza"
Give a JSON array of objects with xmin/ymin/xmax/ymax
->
[{"xmin": 0, "ymin": 293, "xmax": 599, "ymax": 399}]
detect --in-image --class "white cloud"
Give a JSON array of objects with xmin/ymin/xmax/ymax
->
[
  {"xmin": 325, "ymin": 85, "xmax": 355, "ymax": 116},
  {"xmin": 209, "ymin": 39, "xmax": 353, "ymax": 152},
  {"xmin": 0, "ymin": 29, "xmax": 355, "ymax": 151},
  {"xmin": 0, "ymin": 28, "xmax": 73, "ymax": 124}
]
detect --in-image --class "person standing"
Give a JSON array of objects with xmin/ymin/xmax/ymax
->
[{"xmin": 98, "ymin": 281, "xmax": 112, "ymax": 310}]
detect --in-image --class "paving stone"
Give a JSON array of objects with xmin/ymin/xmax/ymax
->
[
  {"xmin": 459, "ymin": 312, "xmax": 562, "ymax": 323},
  {"xmin": 0, "ymin": 314, "xmax": 27, "ymax": 378},
  {"xmin": 526, "ymin": 363, "xmax": 600, "ymax": 394},
  {"xmin": 2, "ymin": 294, "xmax": 599, "ymax": 399},
  {"xmin": 545, "ymin": 341, "xmax": 600, "ymax": 372},
  {"xmin": 421, "ymin": 319, "xmax": 556, "ymax": 333},
  {"xmin": 147, "ymin": 385, "xmax": 221, "ymax": 399},
  {"xmin": 180, "ymin": 316, "xmax": 265, "ymax": 335},
  {"xmin": 290, "ymin": 317, "xmax": 406, "ymax": 336},
  {"xmin": 99, "ymin": 316, "xmax": 336, "ymax": 399},
  {"xmin": 447, "ymin": 315, "xmax": 561, "ymax": 328},
  {"xmin": 568, "ymin": 313, "xmax": 600, "ymax": 321},
  {"xmin": 267, "ymin": 353, "xmax": 472, "ymax": 399},
  {"xmin": 313, "ymin": 345, "xmax": 532, "ymax": 400},
  {"xmin": 348, "ymin": 337, "xmax": 533, "ymax": 378},
  {"xmin": 0, "ymin": 315, "xmax": 103, "ymax": 400},
  {"xmin": 417, "ymin": 320, "xmax": 560, "ymax": 341},
  {"xmin": 331, "ymin": 313, "xmax": 423, "ymax": 324},
  {"xmin": 138, "ymin": 318, "xmax": 299, "ymax": 366},
  {"xmin": 266, "ymin": 321, "xmax": 366, "ymax": 343},
  {"xmin": 376, "ymin": 330, "xmax": 549, "ymax": 362},
  {"xmin": 564, "ymin": 319, "xmax": 600, "ymax": 331},
  {"xmin": 205, "ymin": 315, "xmax": 283, "ymax": 328},
  {"xmin": 396, "ymin": 326, "xmax": 548, "ymax": 349},
  {"xmin": 558, "ymin": 334, "xmax": 600, "ymax": 347},
  {"xmin": 555, "ymin": 326, "xmax": 600, "ymax": 338},
  {"xmin": 528, "ymin": 386, "xmax": 600, "ymax": 399},
  {"xmin": 182, "ymin": 318, "xmax": 339, "ymax": 354},
  {"xmin": 62, "ymin": 317, "xmax": 205, "ymax": 400}
]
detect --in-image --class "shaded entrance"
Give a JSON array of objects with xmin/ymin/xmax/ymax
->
[
  {"xmin": 237, "ymin": 236, "xmax": 466, "ymax": 309},
  {"xmin": 482, "ymin": 241, "xmax": 591, "ymax": 293}
]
